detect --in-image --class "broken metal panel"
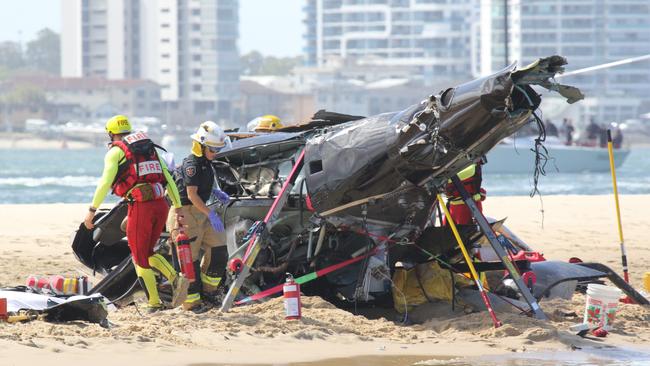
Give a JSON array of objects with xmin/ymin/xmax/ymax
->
[
  {"xmin": 216, "ymin": 132, "xmax": 305, "ymax": 166},
  {"xmin": 305, "ymin": 64, "xmax": 527, "ymax": 214},
  {"xmin": 304, "ymin": 111, "xmax": 412, "ymax": 216}
]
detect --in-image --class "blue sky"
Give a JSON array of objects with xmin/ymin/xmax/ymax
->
[{"xmin": 0, "ymin": 0, "xmax": 303, "ymax": 57}]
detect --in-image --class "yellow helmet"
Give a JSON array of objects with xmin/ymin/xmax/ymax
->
[
  {"xmin": 254, "ymin": 115, "xmax": 283, "ymax": 132},
  {"xmin": 105, "ymin": 115, "xmax": 132, "ymax": 135}
]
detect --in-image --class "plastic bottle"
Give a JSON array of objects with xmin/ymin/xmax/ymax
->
[
  {"xmin": 26, "ymin": 275, "xmax": 51, "ymax": 294},
  {"xmin": 49, "ymin": 275, "xmax": 91, "ymax": 296}
]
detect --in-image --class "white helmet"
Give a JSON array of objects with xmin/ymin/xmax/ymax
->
[{"xmin": 190, "ymin": 121, "xmax": 230, "ymax": 148}]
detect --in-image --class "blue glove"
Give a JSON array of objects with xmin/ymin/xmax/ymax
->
[
  {"xmin": 212, "ymin": 188, "xmax": 230, "ymax": 205},
  {"xmin": 208, "ymin": 210, "xmax": 224, "ymax": 232}
]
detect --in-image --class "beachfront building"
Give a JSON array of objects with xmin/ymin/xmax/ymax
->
[
  {"xmin": 483, "ymin": 0, "xmax": 650, "ymax": 123},
  {"xmin": 1, "ymin": 75, "xmax": 162, "ymax": 125},
  {"xmin": 303, "ymin": 0, "xmax": 482, "ymax": 85},
  {"xmin": 60, "ymin": 0, "xmax": 240, "ymax": 123}
]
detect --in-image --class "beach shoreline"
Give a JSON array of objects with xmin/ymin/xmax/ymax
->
[
  {"xmin": 0, "ymin": 196, "xmax": 649, "ymax": 365},
  {"xmin": 0, "ymin": 132, "xmax": 96, "ymax": 149}
]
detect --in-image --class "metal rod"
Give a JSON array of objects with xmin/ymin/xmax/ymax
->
[
  {"xmin": 607, "ymin": 129, "xmax": 629, "ymax": 283},
  {"xmin": 437, "ymin": 194, "xmax": 502, "ymax": 328},
  {"xmin": 504, "ymin": 0, "xmax": 509, "ymax": 66},
  {"xmin": 450, "ymin": 176, "xmax": 548, "ymax": 320}
]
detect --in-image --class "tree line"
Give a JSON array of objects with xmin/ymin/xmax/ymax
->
[
  {"xmin": 0, "ymin": 28, "xmax": 60, "ymax": 78},
  {"xmin": 0, "ymin": 29, "xmax": 301, "ymax": 79}
]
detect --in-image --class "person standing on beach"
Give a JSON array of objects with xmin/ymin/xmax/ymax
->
[
  {"xmin": 83, "ymin": 115, "xmax": 189, "ymax": 312},
  {"xmin": 167, "ymin": 121, "xmax": 231, "ymax": 313},
  {"xmin": 444, "ymin": 161, "xmax": 486, "ymax": 226}
]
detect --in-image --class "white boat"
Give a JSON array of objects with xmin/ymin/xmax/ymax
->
[{"xmin": 484, "ymin": 136, "xmax": 630, "ymax": 174}]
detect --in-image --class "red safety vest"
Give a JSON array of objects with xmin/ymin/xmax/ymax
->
[
  {"xmin": 445, "ymin": 164, "xmax": 483, "ymax": 202},
  {"xmin": 110, "ymin": 132, "xmax": 166, "ymax": 197}
]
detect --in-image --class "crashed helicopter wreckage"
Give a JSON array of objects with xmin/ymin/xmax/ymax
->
[{"xmin": 70, "ymin": 55, "xmax": 648, "ymax": 324}]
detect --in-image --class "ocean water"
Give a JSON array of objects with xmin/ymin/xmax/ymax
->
[
  {"xmin": 0, "ymin": 147, "xmax": 649, "ymax": 204},
  {"xmin": 483, "ymin": 147, "xmax": 650, "ymax": 197}
]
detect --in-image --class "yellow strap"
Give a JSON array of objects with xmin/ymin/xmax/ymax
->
[
  {"xmin": 448, "ymin": 193, "xmax": 482, "ymax": 205},
  {"xmin": 149, "ymin": 254, "xmax": 177, "ymax": 282}
]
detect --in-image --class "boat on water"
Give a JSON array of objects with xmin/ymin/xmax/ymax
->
[{"xmin": 485, "ymin": 136, "xmax": 630, "ymax": 174}]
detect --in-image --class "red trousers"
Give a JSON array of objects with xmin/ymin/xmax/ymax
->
[{"xmin": 126, "ymin": 198, "xmax": 169, "ymax": 268}]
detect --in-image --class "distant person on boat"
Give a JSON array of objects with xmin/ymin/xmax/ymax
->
[
  {"xmin": 599, "ymin": 124, "xmax": 608, "ymax": 148},
  {"xmin": 613, "ymin": 125, "xmax": 624, "ymax": 149},
  {"xmin": 545, "ymin": 119, "xmax": 559, "ymax": 137},
  {"xmin": 560, "ymin": 118, "xmax": 575, "ymax": 145},
  {"xmin": 586, "ymin": 118, "xmax": 600, "ymax": 146}
]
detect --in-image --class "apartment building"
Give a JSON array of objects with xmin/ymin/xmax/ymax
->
[
  {"xmin": 61, "ymin": 0, "xmax": 240, "ymax": 122},
  {"xmin": 484, "ymin": 0, "xmax": 650, "ymax": 122},
  {"xmin": 303, "ymin": 0, "xmax": 481, "ymax": 84}
]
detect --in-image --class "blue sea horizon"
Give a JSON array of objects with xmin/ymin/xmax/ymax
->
[{"xmin": 0, "ymin": 147, "xmax": 648, "ymax": 204}]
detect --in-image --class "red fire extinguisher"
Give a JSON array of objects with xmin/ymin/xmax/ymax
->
[
  {"xmin": 176, "ymin": 230, "xmax": 195, "ymax": 282},
  {"xmin": 283, "ymin": 273, "xmax": 301, "ymax": 320}
]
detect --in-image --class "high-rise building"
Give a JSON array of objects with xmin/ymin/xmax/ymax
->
[
  {"xmin": 482, "ymin": 0, "xmax": 650, "ymax": 123},
  {"xmin": 61, "ymin": 0, "xmax": 240, "ymax": 121},
  {"xmin": 303, "ymin": 0, "xmax": 481, "ymax": 84}
]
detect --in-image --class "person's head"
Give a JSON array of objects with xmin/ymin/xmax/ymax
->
[
  {"xmin": 105, "ymin": 115, "xmax": 132, "ymax": 141},
  {"xmin": 190, "ymin": 121, "xmax": 230, "ymax": 160},
  {"xmin": 253, "ymin": 115, "xmax": 283, "ymax": 133}
]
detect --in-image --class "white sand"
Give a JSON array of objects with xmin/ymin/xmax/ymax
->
[{"xmin": 0, "ymin": 196, "xmax": 649, "ymax": 365}]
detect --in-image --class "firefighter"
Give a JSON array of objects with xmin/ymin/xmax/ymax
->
[
  {"xmin": 444, "ymin": 162, "xmax": 486, "ymax": 226},
  {"xmin": 83, "ymin": 115, "xmax": 189, "ymax": 312},
  {"xmin": 167, "ymin": 121, "xmax": 231, "ymax": 313},
  {"xmin": 248, "ymin": 115, "xmax": 283, "ymax": 133}
]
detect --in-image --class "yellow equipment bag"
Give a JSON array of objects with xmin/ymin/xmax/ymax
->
[{"xmin": 392, "ymin": 261, "xmax": 474, "ymax": 313}]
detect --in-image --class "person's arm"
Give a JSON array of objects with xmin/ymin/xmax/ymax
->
[
  {"xmin": 187, "ymin": 186, "xmax": 211, "ymax": 216},
  {"xmin": 84, "ymin": 147, "xmax": 123, "ymax": 229}
]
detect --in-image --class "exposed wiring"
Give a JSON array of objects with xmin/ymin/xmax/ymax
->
[{"xmin": 530, "ymin": 111, "xmax": 548, "ymax": 228}]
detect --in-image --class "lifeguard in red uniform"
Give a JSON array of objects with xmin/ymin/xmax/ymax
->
[{"xmin": 83, "ymin": 115, "xmax": 189, "ymax": 312}]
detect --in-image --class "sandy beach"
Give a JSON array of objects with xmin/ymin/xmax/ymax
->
[{"xmin": 0, "ymin": 196, "xmax": 649, "ymax": 365}]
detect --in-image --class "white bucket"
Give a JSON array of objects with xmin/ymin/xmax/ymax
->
[{"xmin": 583, "ymin": 284, "xmax": 623, "ymax": 330}]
